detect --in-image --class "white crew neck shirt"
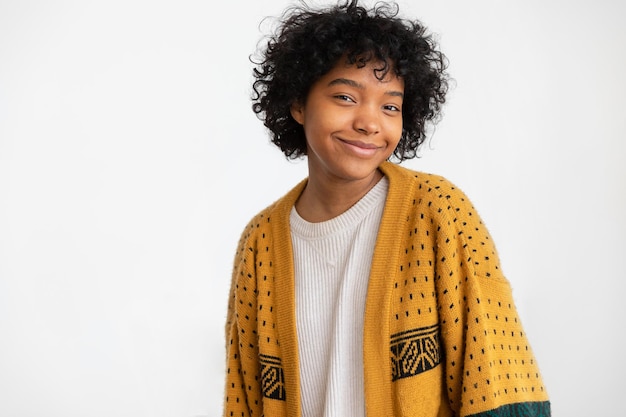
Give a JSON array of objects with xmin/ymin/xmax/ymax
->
[{"xmin": 290, "ymin": 176, "xmax": 389, "ymax": 417}]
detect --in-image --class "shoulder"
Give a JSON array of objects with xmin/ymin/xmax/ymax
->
[
  {"xmin": 383, "ymin": 162, "xmax": 505, "ymax": 280},
  {"xmin": 380, "ymin": 161, "xmax": 501, "ymax": 266},
  {"xmin": 379, "ymin": 161, "xmax": 475, "ymax": 214}
]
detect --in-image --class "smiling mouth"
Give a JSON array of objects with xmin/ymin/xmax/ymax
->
[
  {"xmin": 339, "ymin": 138, "xmax": 379, "ymax": 149},
  {"xmin": 338, "ymin": 138, "xmax": 382, "ymax": 157}
]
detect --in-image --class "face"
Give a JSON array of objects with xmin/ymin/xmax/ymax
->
[{"xmin": 290, "ymin": 59, "xmax": 404, "ymax": 187}]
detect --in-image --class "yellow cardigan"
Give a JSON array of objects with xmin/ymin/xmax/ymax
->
[{"xmin": 223, "ymin": 162, "xmax": 550, "ymax": 417}]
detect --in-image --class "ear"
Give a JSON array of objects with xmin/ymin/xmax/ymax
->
[{"xmin": 290, "ymin": 101, "xmax": 304, "ymax": 125}]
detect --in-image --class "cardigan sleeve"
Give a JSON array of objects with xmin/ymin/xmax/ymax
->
[
  {"xmin": 223, "ymin": 222, "xmax": 263, "ymax": 417},
  {"xmin": 431, "ymin": 180, "xmax": 550, "ymax": 416}
]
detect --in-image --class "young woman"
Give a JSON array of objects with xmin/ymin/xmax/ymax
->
[{"xmin": 223, "ymin": 1, "xmax": 550, "ymax": 416}]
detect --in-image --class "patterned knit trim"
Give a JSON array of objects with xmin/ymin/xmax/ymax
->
[
  {"xmin": 467, "ymin": 401, "xmax": 551, "ymax": 417},
  {"xmin": 390, "ymin": 324, "xmax": 441, "ymax": 381},
  {"xmin": 259, "ymin": 354, "xmax": 286, "ymax": 401}
]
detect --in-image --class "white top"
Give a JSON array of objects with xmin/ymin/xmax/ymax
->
[{"xmin": 290, "ymin": 176, "xmax": 388, "ymax": 417}]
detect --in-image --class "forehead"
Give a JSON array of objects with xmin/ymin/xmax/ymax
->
[{"xmin": 319, "ymin": 58, "xmax": 404, "ymax": 90}]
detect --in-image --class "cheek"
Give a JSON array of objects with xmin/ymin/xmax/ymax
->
[
  {"xmin": 304, "ymin": 111, "xmax": 346, "ymax": 139},
  {"xmin": 387, "ymin": 120, "xmax": 404, "ymax": 143}
]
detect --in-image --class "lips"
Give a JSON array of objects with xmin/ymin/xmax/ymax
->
[
  {"xmin": 338, "ymin": 138, "xmax": 382, "ymax": 157},
  {"xmin": 339, "ymin": 138, "xmax": 380, "ymax": 149}
]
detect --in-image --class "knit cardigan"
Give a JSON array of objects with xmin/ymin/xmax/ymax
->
[{"xmin": 223, "ymin": 161, "xmax": 550, "ymax": 417}]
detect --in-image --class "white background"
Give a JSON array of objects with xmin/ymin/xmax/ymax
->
[{"xmin": 1, "ymin": 0, "xmax": 625, "ymax": 416}]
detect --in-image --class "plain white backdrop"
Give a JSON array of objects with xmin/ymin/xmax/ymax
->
[{"xmin": 1, "ymin": 0, "xmax": 625, "ymax": 415}]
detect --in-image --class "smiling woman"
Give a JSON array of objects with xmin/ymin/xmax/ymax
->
[{"xmin": 223, "ymin": 1, "xmax": 550, "ymax": 416}]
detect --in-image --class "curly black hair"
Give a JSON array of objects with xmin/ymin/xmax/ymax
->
[{"xmin": 251, "ymin": 0, "xmax": 449, "ymax": 161}]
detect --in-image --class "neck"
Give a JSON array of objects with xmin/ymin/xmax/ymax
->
[{"xmin": 295, "ymin": 169, "xmax": 383, "ymax": 223}]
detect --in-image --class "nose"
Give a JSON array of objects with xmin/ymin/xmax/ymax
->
[{"xmin": 353, "ymin": 104, "xmax": 380, "ymax": 135}]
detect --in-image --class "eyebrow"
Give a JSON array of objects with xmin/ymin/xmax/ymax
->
[{"xmin": 327, "ymin": 78, "xmax": 404, "ymax": 98}]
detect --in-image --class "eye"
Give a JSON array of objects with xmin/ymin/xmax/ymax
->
[
  {"xmin": 334, "ymin": 94, "xmax": 355, "ymax": 103},
  {"xmin": 383, "ymin": 104, "xmax": 402, "ymax": 112}
]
